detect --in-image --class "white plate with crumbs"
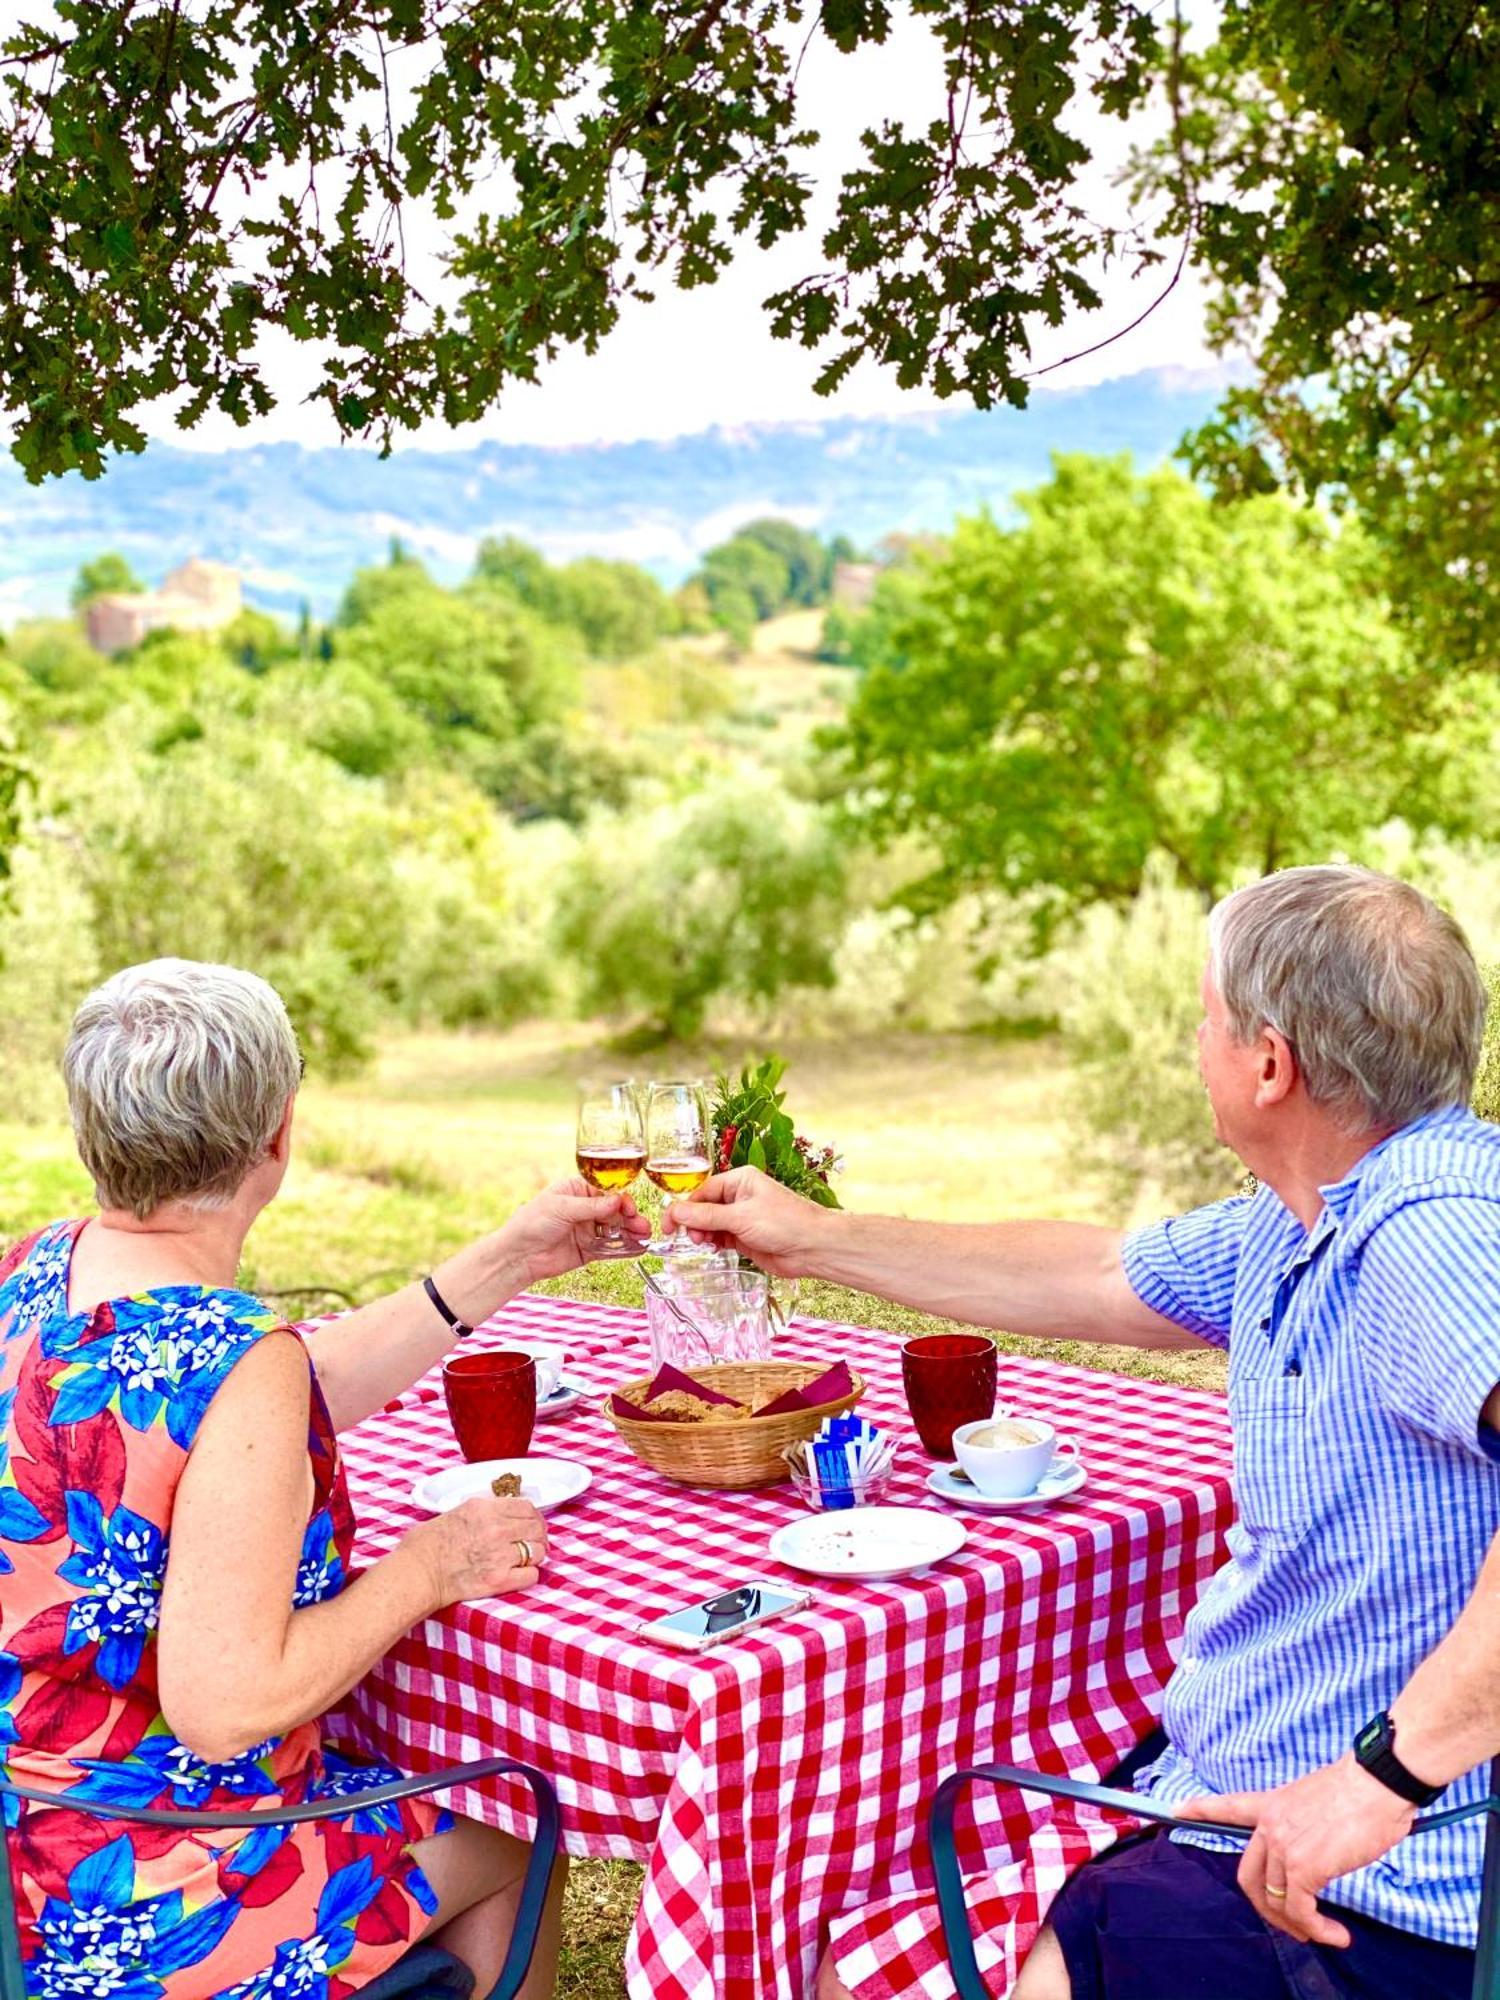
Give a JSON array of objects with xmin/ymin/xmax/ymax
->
[
  {"xmin": 411, "ymin": 1458, "xmax": 591, "ymax": 1515},
  {"xmin": 768, "ymin": 1506, "xmax": 967, "ymax": 1580}
]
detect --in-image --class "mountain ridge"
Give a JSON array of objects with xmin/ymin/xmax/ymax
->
[{"xmin": 0, "ymin": 367, "xmax": 1230, "ymax": 622}]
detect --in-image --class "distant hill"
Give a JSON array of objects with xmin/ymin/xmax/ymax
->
[{"xmin": 0, "ymin": 368, "xmax": 1231, "ymax": 622}]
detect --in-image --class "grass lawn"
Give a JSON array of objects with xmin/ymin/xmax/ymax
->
[{"xmin": 1, "ymin": 1022, "xmax": 1227, "ymax": 1995}]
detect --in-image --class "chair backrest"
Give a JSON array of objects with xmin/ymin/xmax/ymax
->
[
  {"xmin": 931, "ymin": 1755, "xmax": 1500, "ymax": 2000},
  {"xmin": 0, "ymin": 1757, "xmax": 560, "ymax": 2000}
]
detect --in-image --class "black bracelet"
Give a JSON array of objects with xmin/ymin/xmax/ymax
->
[{"xmin": 422, "ymin": 1274, "xmax": 473, "ymax": 1340}]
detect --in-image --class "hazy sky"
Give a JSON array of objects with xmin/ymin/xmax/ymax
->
[{"xmin": 5, "ymin": 4, "xmax": 1223, "ymax": 452}]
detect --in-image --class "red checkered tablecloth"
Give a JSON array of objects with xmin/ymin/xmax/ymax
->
[{"xmin": 329, "ymin": 1294, "xmax": 1234, "ymax": 2000}]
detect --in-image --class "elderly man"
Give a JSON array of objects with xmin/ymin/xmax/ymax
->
[{"xmin": 670, "ymin": 866, "xmax": 1500, "ymax": 2000}]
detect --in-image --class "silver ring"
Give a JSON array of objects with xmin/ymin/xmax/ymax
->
[{"xmin": 513, "ymin": 1538, "xmax": 534, "ymax": 1567}]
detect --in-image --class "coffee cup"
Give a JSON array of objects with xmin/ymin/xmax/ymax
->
[
  {"xmin": 952, "ymin": 1413, "xmax": 1078, "ymax": 1498},
  {"xmin": 510, "ymin": 1342, "xmax": 567, "ymax": 1400}
]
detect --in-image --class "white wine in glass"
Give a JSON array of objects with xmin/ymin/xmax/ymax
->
[
  {"xmin": 575, "ymin": 1082, "xmax": 646, "ymax": 1257},
  {"xmin": 644, "ymin": 1080, "xmax": 712, "ymax": 1253}
]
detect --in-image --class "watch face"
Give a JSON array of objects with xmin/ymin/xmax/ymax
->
[{"xmin": 1354, "ymin": 1716, "xmax": 1387, "ymax": 1758}]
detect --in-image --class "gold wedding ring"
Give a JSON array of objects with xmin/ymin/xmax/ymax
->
[
  {"xmin": 1264, "ymin": 1884, "xmax": 1288, "ymax": 1901},
  {"xmin": 513, "ymin": 1538, "xmax": 535, "ymax": 1568}
]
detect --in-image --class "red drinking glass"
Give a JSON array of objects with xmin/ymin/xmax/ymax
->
[
  {"xmin": 900, "ymin": 1332, "xmax": 998, "ymax": 1457},
  {"xmin": 442, "ymin": 1350, "xmax": 537, "ymax": 1462}
]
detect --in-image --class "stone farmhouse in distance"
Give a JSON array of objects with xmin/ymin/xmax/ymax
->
[{"xmin": 86, "ymin": 558, "xmax": 241, "ymax": 654}]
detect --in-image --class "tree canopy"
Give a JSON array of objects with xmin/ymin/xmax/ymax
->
[
  {"xmin": 70, "ymin": 552, "xmax": 144, "ymax": 607},
  {"xmin": 3, "ymin": 0, "xmax": 1495, "ymax": 654},
  {"xmin": 826, "ymin": 456, "xmax": 1497, "ymax": 933}
]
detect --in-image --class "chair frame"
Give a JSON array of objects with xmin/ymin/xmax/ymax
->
[
  {"xmin": 931, "ymin": 1751, "xmax": 1500, "ymax": 2000},
  {"xmin": 0, "ymin": 1756, "xmax": 560, "ymax": 2000}
]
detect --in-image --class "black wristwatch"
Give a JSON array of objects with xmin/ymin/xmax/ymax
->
[{"xmin": 1352, "ymin": 1712, "xmax": 1444, "ymax": 1807}]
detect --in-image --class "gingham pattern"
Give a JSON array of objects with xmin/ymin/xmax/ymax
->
[{"xmin": 330, "ymin": 1295, "xmax": 1234, "ymax": 2000}]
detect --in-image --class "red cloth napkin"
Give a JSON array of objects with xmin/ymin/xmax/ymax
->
[
  {"xmin": 610, "ymin": 1361, "xmax": 744, "ymax": 1423},
  {"xmin": 609, "ymin": 1359, "xmax": 855, "ymax": 1422},
  {"xmin": 753, "ymin": 1361, "xmax": 855, "ymax": 1417}
]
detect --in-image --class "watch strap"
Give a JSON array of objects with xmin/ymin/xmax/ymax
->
[{"xmin": 1353, "ymin": 1712, "xmax": 1444, "ymax": 1807}]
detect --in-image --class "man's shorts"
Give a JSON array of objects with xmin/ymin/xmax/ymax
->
[{"xmin": 1047, "ymin": 1831, "xmax": 1473, "ymax": 2000}]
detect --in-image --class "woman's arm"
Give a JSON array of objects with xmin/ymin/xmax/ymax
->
[
  {"xmin": 157, "ymin": 1332, "xmax": 548, "ymax": 1763},
  {"xmin": 302, "ymin": 1178, "xmax": 648, "ymax": 1433}
]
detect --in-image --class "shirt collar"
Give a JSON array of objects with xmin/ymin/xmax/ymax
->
[{"xmin": 1316, "ymin": 1103, "xmax": 1469, "ymax": 1217}]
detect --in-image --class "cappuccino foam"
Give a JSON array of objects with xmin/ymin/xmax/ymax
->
[{"xmin": 968, "ymin": 1418, "xmax": 1044, "ymax": 1450}]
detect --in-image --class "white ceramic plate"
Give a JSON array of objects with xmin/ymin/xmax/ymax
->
[
  {"xmin": 926, "ymin": 1458, "xmax": 1089, "ymax": 1513},
  {"xmin": 535, "ymin": 1376, "xmax": 591, "ymax": 1420},
  {"xmin": 768, "ymin": 1505, "xmax": 967, "ymax": 1580},
  {"xmin": 411, "ymin": 1457, "xmax": 592, "ymax": 1515}
]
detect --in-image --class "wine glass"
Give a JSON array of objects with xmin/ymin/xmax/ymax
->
[
  {"xmin": 575, "ymin": 1082, "xmax": 646, "ymax": 1257},
  {"xmin": 644, "ymin": 1079, "xmax": 713, "ymax": 1255}
]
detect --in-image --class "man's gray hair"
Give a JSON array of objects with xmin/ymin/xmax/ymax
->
[
  {"xmin": 63, "ymin": 959, "xmax": 301, "ymax": 1221},
  {"xmin": 1207, "ymin": 866, "xmax": 1486, "ymax": 1133}
]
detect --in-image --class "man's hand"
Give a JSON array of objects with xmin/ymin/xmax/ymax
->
[
  {"xmin": 666, "ymin": 1166, "xmax": 832, "ymax": 1277},
  {"xmin": 1178, "ymin": 1754, "xmax": 1417, "ymax": 1947},
  {"xmin": 500, "ymin": 1176, "xmax": 649, "ymax": 1282}
]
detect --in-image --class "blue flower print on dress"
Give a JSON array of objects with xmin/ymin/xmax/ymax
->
[
  {"xmin": 27, "ymin": 1836, "xmax": 238, "ymax": 2000},
  {"xmin": 3, "ymin": 1223, "xmax": 74, "ymax": 1327},
  {"xmin": 0, "ymin": 1386, "xmax": 49, "ymax": 1574},
  {"xmin": 306, "ymin": 1751, "xmax": 448, "ymax": 1854},
  {"xmin": 57, "ymin": 1492, "xmax": 165, "ymax": 1689},
  {"xmin": 65, "ymin": 1725, "xmax": 280, "ymax": 1812},
  {"xmin": 292, "ymin": 1513, "xmax": 345, "ymax": 1609},
  {"xmin": 44, "ymin": 1290, "xmax": 269, "ymax": 1446},
  {"xmin": 216, "ymin": 1857, "xmax": 386, "ymax": 2000}
]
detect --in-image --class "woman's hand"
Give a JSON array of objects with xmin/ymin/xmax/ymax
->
[
  {"xmin": 501, "ymin": 1175, "xmax": 650, "ymax": 1283},
  {"xmin": 408, "ymin": 1496, "xmax": 550, "ymax": 1608}
]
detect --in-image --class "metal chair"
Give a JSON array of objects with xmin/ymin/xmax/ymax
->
[
  {"xmin": 932, "ymin": 1748, "xmax": 1500, "ymax": 2000},
  {"xmin": 0, "ymin": 1755, "xmax": 561, "ymax": 2000}
]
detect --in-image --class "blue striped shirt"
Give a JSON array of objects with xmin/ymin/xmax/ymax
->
[{"xmin": 1122, "ymin": 1103, "xmax": 1500, "ymax": 1947}]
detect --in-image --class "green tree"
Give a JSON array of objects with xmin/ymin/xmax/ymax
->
[
  {"xmin": 549, "ymin": 558, "xmax": 672, "ymax": 661},
  {"xmin": 3, "ymin": 0, "xmax": 1497, "ymax": 691},
  {"xmin": 733, "ymin": 520, "xmax": 832, "ymax": 607},
  {"xmin": 553, "ymin": 784, "xmax": 847, "ymax": 1040},
  {"xmin": 827, "ymin": 456, "xmax": 1494, "ymax": 933},
  {"xmin": 70, "ymin": 553, "xmax": 143, "ymax": 608}
]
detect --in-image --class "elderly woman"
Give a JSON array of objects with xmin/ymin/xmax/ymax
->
[{"xmin": 0, "ymin": 958, "xmax": 646, "ymax": 2000}]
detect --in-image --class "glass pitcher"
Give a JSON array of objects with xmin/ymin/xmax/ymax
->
[{"xmin": 645, "ymin": 1261, "xmax": 772, "ymax": 1370}]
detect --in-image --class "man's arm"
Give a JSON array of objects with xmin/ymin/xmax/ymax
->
[
  {"xmin": 1181, "ymin": 1526, "xmax": 1500, "ymax": 1947},
  {"xmin": 668, "ymin": 1170, "xmax": 1202, "ymax": 1350}
]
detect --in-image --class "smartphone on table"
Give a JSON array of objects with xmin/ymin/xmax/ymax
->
[{"xmin": 636, "ymin": 1580, "xmax": 813, "ymax": 1650}]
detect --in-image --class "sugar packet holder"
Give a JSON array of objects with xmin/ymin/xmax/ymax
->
[{"xmin": 792, "ymin": 1414, "xmax": 895, "ymax": 1510}]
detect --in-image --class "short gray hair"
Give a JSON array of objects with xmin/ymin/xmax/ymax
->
[
  {"xmin": 1208, "ymin": 866, "xmax": 1485, "ymax": 1133},
  {"xmin": 64, "ymin": 959, "xmax": 301, "ymax": 1220}
]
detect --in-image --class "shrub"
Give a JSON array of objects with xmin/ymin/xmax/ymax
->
[
  {"xmin": 552, "ymin": 784, "xmax": 847, "ymax": 1040},
  {"xmin": 1053, "ymin": 859, "xmax": 1241, "ymax": 1213},
  {"xmin": 61, "ymin": 721, "xmax": 409, "ymax": 1071},
  {"xmin": 0, "ymin": 831, "xmax": 101, "ymax": 1121},
  {"xmin": 1473, "ymin": 964, "xmax": 1500, "ymax": 1126}
]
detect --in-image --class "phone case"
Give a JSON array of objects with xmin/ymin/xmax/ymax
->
[{"xmin": 635, "ymin": 1585, "xmax": 813, "ymax": 1651}]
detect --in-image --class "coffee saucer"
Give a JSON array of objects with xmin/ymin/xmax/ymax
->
[
  {"xmin": 535, "ymin": 1376, "xmax": 591, "ymax": 1420},
  {"xmin": 926, "ymin": 1459, "xmax": 1088, "ymax": 1512}
]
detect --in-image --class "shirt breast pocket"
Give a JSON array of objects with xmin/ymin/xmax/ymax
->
[{"xmin": 1231, "ymin": 1374, "xmax": 1310, "ymax": 1552}]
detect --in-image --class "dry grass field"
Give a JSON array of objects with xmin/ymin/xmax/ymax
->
[{"xmin": 0, "ymin": 1022, "xmax": 1227, "ymax": 1995}]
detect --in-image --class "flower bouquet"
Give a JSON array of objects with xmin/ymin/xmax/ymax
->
[
  {"xmin": 709, "ymin": 1058, "xmax": 841, "ymax": 1329},
  {"xmin": 711, "ymin": 1057, "xmax": 842, "ymax": 1208}
]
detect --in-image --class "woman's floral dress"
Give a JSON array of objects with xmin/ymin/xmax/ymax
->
[{"xmin": 0, "ymin": 1220, "xmax": 449, "ymax": 2000}]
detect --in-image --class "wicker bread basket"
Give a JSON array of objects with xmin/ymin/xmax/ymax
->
[{"xmin": 606, "ymin": 1362, "xmax": 865, "ymax": 1490}]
